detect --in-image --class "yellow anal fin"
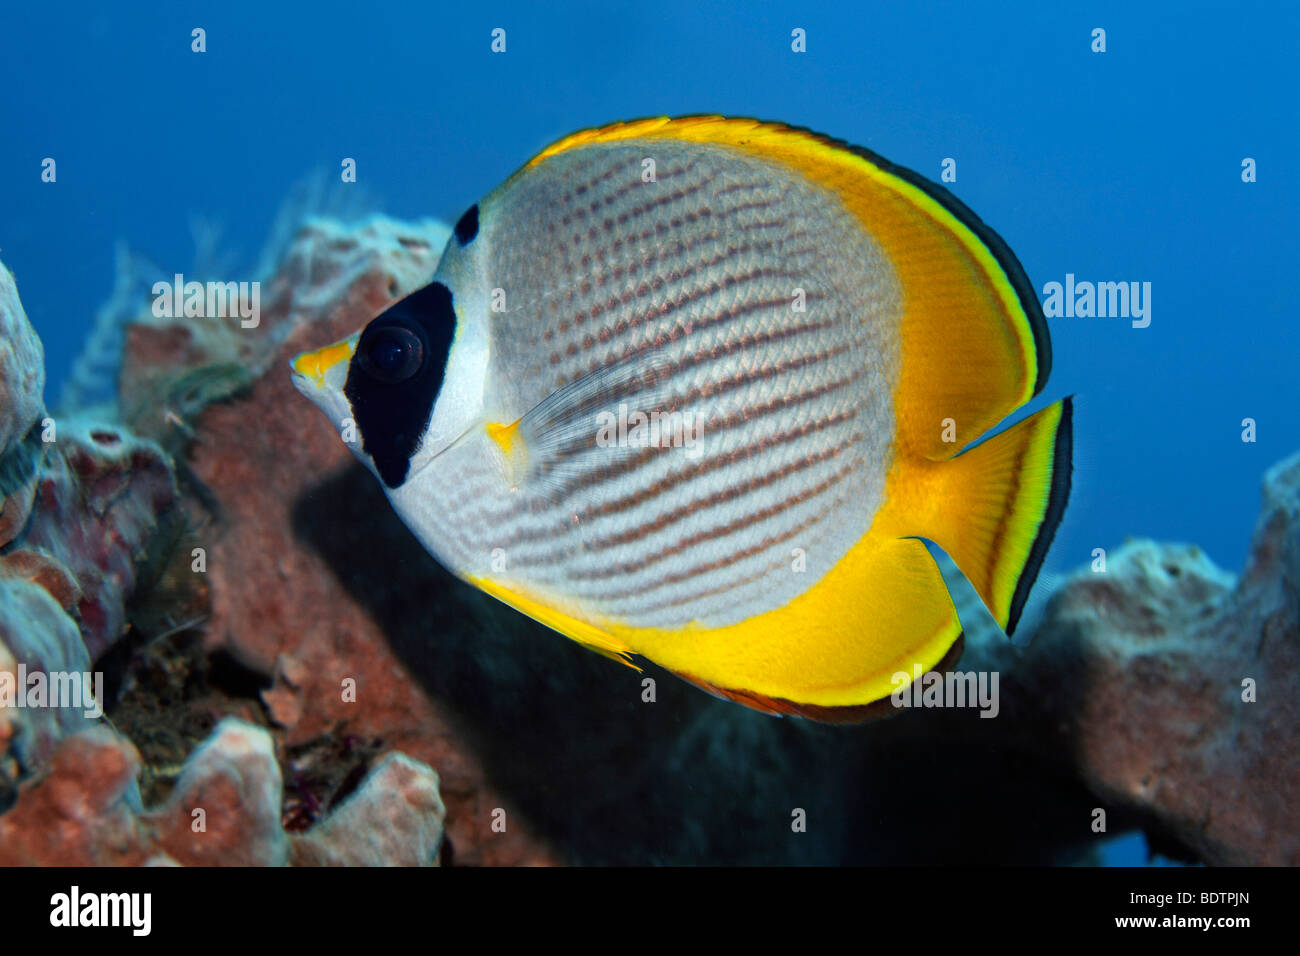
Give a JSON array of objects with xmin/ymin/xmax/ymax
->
[
  {"xmin": 473, "ymin": 532, "xmax": 961, "ymax": 717},
  {"xmin": 897, "ymin": 398, "xmax": 1073, "ymax": 634},
  {"xmin": 620, "ymin": 533, "xmax": 964, "ymax": 714},
  {"xmin": 669, "ymin": 631, "xmax": 966, "ymax": 724},
  {"xmin": 469, "ymin": 574, "xmax": 640, "ymax": 670}
]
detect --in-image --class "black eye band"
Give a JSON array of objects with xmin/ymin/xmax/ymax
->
[{"xmin": 344, "ymin": 281, "xmax": 458, "ymax": 488}]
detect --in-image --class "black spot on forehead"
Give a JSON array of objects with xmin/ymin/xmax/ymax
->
[
  {"xmin": 344, "ymin": 282, "xmax": 457, "ymax": 488},
  {"xmin": 454, "ymin": 204, "xmax": 479, "ymax": 246}
]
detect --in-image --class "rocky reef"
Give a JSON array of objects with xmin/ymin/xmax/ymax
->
[
  {"xmin": 0, "ymin": 718, "xmax": 444, "ymax": 866},
  {"xmin": 950, "ymin": 463, "xmax": 1299, "ymax": 866},
  {"xmin": 1, "ymin": 262, "xmax": 176, "ymax": 787},
  {"xmin": 0, "ymin": 215, "xmax": 1294, "ymax": 866}
]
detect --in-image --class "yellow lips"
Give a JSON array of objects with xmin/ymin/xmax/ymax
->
[{"xmin": 291, "ymin": 337, "xmax": 356, "ymax": 387}]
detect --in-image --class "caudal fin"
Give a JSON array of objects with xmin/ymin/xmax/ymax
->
[{"xmin": 923, "ymin": 398, "xmax": 1073, "ymax": 634}]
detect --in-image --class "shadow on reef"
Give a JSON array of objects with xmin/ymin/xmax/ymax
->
[{"xmin": 293, "ymin": 461, "xmax": 1110, "ymax": 865}]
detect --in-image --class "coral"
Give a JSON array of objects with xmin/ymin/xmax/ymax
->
[
  {"xmin": 0, "ymin": 262, "xmax": 44, "ymax": 453},
  {"xmin": 57, "ymin": 169, "xmax": 382, "ymax": 418},
  {"xmin": 0, "ymin": 577, "xmax": 96, "ymax": 789},
  {"xmin": 0, "ymin": 718, "xmax": 445, "ymax": 866},
  {"xmin": 0, "ymin": 412, "xmax": 177, "ymax": 798},
  {"xmin": 991, "ymin": 453, "xmax": 1300, "ymax": 864},
  {"xmin": 253, "ymin": 168, "xmax": 383, "ymax": 279},
  {"xmin": 13, "ymin": 422, "xmax": 177, "ymax": 661},
  {"xmin": 290, "ymin": 752, "xmax": 446, "ymax": 866},
  {"xmin": 0, "ymin": 263, "xmax": 175, "ymax": 786},
  {"xmin": 0, "ymin": 262, "xmax": 46, "ymax": 549},
  {"xmin": 904, "ymin": 452, "xmax": 1300, "ymax": 865},
  {"xmin": 116, "ymin": 214, "xmax": 559, "ymax": 866},
  {"xmin": 0, "ymin": 249, "xmax": 452, "ymax": 867}
]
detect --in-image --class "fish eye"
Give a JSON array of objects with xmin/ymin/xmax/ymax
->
[{"xmin": 358, "ymin": 323, "xmax": 425, "ymax": 384}]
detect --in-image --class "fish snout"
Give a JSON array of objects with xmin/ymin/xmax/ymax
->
[
  {"xmin": 290, "ymin": 333, "xmax": 359, "ymax": 394},
  {"xmin": 289, "ymin": 332, "xmax": 362, "ymax": 437}
]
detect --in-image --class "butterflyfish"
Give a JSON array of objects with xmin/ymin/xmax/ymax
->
[{"xmin": 291, "ymin": 116, "xmax": 1072, "ymax": 722}]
